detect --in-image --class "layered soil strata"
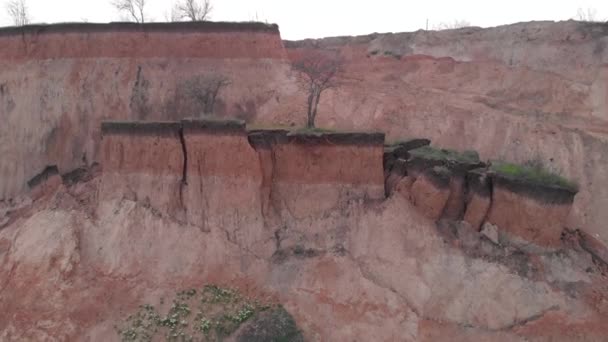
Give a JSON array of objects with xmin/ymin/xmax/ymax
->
[
  {"xmin": 100, "ymin": 121, "xmax": 385, "ymax": 224},
  {"xmin": 486, "ymin": 173, "xmax": 577, "ymax": 249}
]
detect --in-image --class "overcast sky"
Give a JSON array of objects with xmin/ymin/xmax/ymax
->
[{"xmin": 1, "ymin": 0, "xmax": 607, "ymax": 39}]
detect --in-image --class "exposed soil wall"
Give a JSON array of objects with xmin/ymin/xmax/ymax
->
[
  {"xmin": 2, "ymin": 20, "xmax": 608, "ymax": 254},
  {"xmin": 100, "ymin": 121, "xmax": 384, "ymax": 229},
  {"xmin": 0, "ymin": 22, "xmax": 293, "ymax": 202}
]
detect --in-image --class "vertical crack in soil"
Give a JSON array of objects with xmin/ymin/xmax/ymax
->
[{"xmin": 178, "ymin": 125, "xmax": 188, "ymax": 207}]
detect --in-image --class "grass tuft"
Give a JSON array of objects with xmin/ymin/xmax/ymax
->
[
  {"xmin": 116, "ymin": 284, "xmax": 275, "ymax": 342},
  {"xmin": 409, "ymin": 146, "xmax": 480, "ymax": 164},
  {"xmin": 490, "ymin": 160, "xmax": 579, "ymax": 192}
]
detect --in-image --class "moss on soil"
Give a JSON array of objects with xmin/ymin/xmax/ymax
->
[
  {"xmin": 490, "ymin": 161, "xmax": 579, "ymax": 192},
  {"xmin": 409, "ymin": 146, "xmax": 480, "ymax": 164}
]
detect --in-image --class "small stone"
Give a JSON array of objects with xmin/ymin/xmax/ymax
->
[{"xmin": 481, "ymin": 222, "xmax": 499, "ymax": 245}]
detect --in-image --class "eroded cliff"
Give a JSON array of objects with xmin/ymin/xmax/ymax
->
[
  {"xmin": 2, "ymin": 20, "xmax": 608, "ymax": 341},
  {"xmin": 1, "ymin": 119, "xmax": 607, "ymax": 341},
  {"xmin": 2, "ymin": 20, "xmax": 608, "ymax": 250}
]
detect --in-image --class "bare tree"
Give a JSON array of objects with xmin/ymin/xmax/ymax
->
[
  {"xmin": 178, "ymin": 73, "xmax": 230, "ymax": 116},
  {"xmin": 111, "ymin": 0, "xmax": 146, "ymax": 23},
  {"xmin": 434, "ymin": 19, "xmax": 471, "ymax": 30},
  {"xmin": 576, "ymin": 7, "xmax": 599, "ymax": 22},
  {"xmin": 173, "ymin": 0, "xmax": 212, "ymax": 22},
  {"xmin": 292, "ymin": 52, "xmax": 344, "ymax": 128},
  {"xmin": 5, "ymin": 0, "xmax": 30, "ymax": 26}
]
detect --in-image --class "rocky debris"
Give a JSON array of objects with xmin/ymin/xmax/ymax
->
[{"xmin": 480, "ymin": 222, "xmax": 500, "ymax": 245}]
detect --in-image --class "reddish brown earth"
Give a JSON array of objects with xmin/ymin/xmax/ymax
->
[
  {"xmin": 2, "ymin": 159, "xmax": 608, "ymax": 340},
  {"xmin": 2, "ymin": 21, "xmax": 608, "ymax": 249},
  {"xmin": 486, "ymin": 179, "xmax": 576, "ymax": 250},
  {"xmin": 2, "ymin": 21, "xmax": 608, "ymax": 341},
  {"xmin": 409, "ymin": 172, "xmax": 451, "ymax": 220}
]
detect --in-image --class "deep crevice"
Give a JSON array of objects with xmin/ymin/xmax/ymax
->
[
  {"xmin": 478, "ymin": 175, "xmax": 494, "ymax": 231},
  {"xmin": 178, "ymin": 125, "xmax": 188, "ymax": 207},
  {"xmin": 178, "ymin": 126, "xmax": 188, "ymax": 185}
]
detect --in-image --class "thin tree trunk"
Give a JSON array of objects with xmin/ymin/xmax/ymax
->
[
  {"xmin": 306, "ymin": 91, "xmax": 315, "ymax": 128},
  {"xmin": 310, "ymin": 89, "xmax": 322, "ymax": 128}
]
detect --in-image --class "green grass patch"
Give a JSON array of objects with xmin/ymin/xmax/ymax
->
[
  {"xmin": 289, "ymin": 127, "xmax": 337, "ymax": 134},
  {"xmin": 246, "ymin": 123, "xmax": 294, "ymax": 131},
  {"xmin": 116, "ymin": 285, "xmax": 275, "ymax": 342},
  {"xmin": 491, "ymin": 161, "xmax": 578, "ymax": 192},
  {"xmin": 194, "ymin": 115, "xmax": 244, "ymax": 125},
  {"xmin": 409, "ymin": 146, "xmax": 480, "ymax": 164},
  {"xmin": 247, "ymin": 123, "xmax": 384, "ymax": 137}
]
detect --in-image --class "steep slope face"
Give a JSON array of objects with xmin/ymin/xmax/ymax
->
[
  {"xmin": 3, "ymin": 21, "xmax": 608, "ymax": 249},
  {"xmin": 0, "ymin": 22, "xmax": 295, "ymax": 199},
  {"xmin": 1, "ymin": 150, "xmax": 608, "ymax": 341},
  {"xmin": 282, "ymin": 20, "xmax": 608, "ymax": 247}
]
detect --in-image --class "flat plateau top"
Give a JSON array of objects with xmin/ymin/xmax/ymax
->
[{"xmin": 0, "ymin": 21, "xmax": 279, "ymax": 36}]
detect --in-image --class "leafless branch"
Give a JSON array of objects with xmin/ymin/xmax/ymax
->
[
  {"xmin": 111, "ymin": 0, "xmax": 146, "ymax": 23},
  {"xmin": 174, "ymin": 0, "xmax": 212, "ymax": 22},
  {"xmin": 178, "ymin": 73, "xmax": 230, "ymax": 116},
  {"xmin": 292, "ymin": 52, "xmax": 344, "ymax": 128},
  {"xmin": 5, "ymin": 0, "xmax": 30, "ymax": 26},
  {"xmin": 434, "ymin": 19, "xmax": 471, "ymax": 30},
  {"xmin": 575, "ymin": 7, "xmax": 600, "ymax": 22}
]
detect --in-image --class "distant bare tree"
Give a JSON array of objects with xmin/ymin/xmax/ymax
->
[
  {"xmin": 292, "ymin": 52, "xmax": 344, "ymax": 128},
  {"xmin": 5, "ymin": 0, "xmax": 30, "ymax": 26},
  {"xmin": 434, "ymin": 19, "xmax": 471, "ymax": 30},
  {"xmin": 179, "ymin": 73, "xmax": 230, "ymax": 116},
  {"xmin": 111, "ymin": 0, "xmax": 146, "ymax": 23},
  {"xmin": 576, "ymin": 7, "xmax": 600, "ymax": 22},
  {"xmin": 173, "ymin": 0, "xmax": 212, "ymax": 22},
  {"xmin": 165, "ymin": 7, "xmax": 181, "ymax": 22}
]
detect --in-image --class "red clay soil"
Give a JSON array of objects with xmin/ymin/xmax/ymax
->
[
  {"xmin": 409, "ymin": 174, "xmax": 451, "ymax": 221},
  {"xmin": 486, "ymin": 185, "xmax": 572, "ymax": 248}
]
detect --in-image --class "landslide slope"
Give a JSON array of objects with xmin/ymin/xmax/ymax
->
[
  {"xmin": 1, "ymin": 164, "xmax": 608, "ymax": 341},
  {"xmin": 282, "ymin": 20, "xmax": 608, "ymax": 247}
]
